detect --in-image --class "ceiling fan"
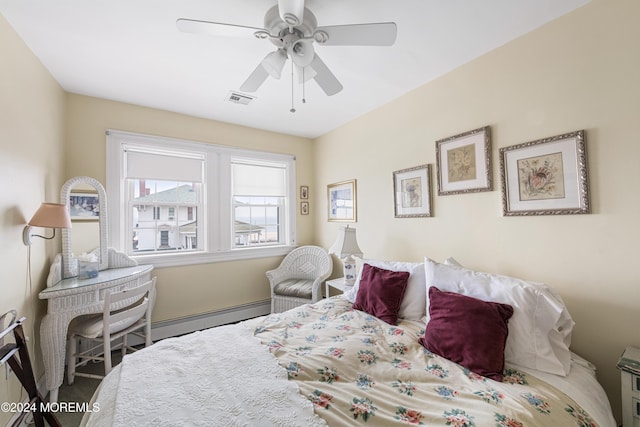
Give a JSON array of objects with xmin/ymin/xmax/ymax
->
[{"xmin": 176, "ymin": 0, "xmax": 397, "ymax": 97}]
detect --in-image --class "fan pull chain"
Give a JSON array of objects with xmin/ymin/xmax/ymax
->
[
  {"xmin": 301, "ymin": 67, "xmax": 307, "ymax": 104},
  {"xmin": 290, "ymin": 61, "xmax": 296, "ymax": 113}
]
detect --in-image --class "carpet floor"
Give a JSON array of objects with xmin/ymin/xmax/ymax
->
[{"xmin": 53, "ymin": 352, "xmax": 123, "ymax": 427}]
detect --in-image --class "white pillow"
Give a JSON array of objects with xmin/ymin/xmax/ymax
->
[
  {"xmin": 343, "ymin": 259, "xmax": 426, "ymax": 321},
  {"xmin": 424, "ymin": 257, "xmax": 574, "ymax": 376},
  {"xmin": 440, "ymin": 258, "xmax": 575, "ymax": 372},
  {"xmin": 443, "ymin": 256, "xmax": 462, "ymax": 267}
]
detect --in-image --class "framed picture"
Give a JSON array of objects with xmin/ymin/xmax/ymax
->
[
  {"xmin": 436, "ymin": 126, "xmax": 492, "ymax": 195},
  {"xmin": 69, "ymin": 192, "xmax": 100, "ymax": 220},
  {"xmin": 499, "ymin": 130, "xmax": 590, "ymax": 216},
  {"xmin": 327, "ymin": 180, "xmax": 357, "ymax": 222},
  {"xmin": 300, "ymin": 201, "xmax": 309, "ymax": 215},
  {"xmin": 393, "ymin": 164, "xmax": 432, "ymax": 218},
  {"xmin": 300, "ymin": 185, "xmax": 309, "ymax": 200}
]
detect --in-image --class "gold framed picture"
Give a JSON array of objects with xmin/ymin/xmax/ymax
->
[{"xmin": 327, "ymin": 180, "xmax": 357, "ymax": 222}]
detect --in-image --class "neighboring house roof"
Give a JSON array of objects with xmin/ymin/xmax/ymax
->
[
  {"xmin": 133, "ymin": 184, "xmax": 196, "ymax": 204},
  {"xmin": 179, "ymin": 221, "xmax": 197, "ymax": 233},
  {"xmin": 234, "ymin": 220, "xmax": 264, "ymax": 234}
]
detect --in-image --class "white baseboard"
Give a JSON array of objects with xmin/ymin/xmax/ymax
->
[{"xmin": 146, "ymin": 299, "xmax": 271, "ymax": 343}]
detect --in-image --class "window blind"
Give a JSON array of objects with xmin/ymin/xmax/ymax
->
[
  {"xmin": 232, "ymin": 162, "xmax": 286, "ymax": 197},
  {"xmin": 125, "ymin": 149, "xmax": 204, "ymax": 183}
]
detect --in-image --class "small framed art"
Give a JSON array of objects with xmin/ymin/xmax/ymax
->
[
  {"xmin": 327, "ymin": 180, "xmax": 357, "ymax": 222},
  {"xmin": 301, "ymin": 201, "xmax": 309, "ymax": 215},
  {"xmin": 436, "ymin": 126, "xmax": 492, "ymax": 195},
  {"xmin": 300, "ymin": 185, "xmax": 309, "ymax": 200},
  {"xmin": 499, "ymin": 130, "xmax": 590, "ymax": 216},
  {"xmin": 69, "ymin": 192, "xmax": 100, "ymax": 220},
  {"xmin": 393, "ymin": 164, "xmax": 432, "ymax": 218}
]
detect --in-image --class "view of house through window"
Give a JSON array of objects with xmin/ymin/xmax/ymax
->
[
  {"xmin": 233, "ymin": 196, "xmax": 282, "ymax": 246},
  {"xmin": 130, "ymin": 179, "xmax": 200, "ymax": 253}
]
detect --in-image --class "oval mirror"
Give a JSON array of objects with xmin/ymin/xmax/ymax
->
[{"xmin": 60, "ymin": 176, "xmax": 109, "ymax": 278}]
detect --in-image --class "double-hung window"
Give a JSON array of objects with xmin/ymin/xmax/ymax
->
[
  {"xmin": 106, "ymin": 130, "xmax": 296, "ymax": 267},
  {"xmin": 231, "ymin": 159, "xmax": 287, "ymax": 248}
]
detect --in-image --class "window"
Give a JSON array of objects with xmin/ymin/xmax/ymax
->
[
  {"xmin": 232, "ymin": 159, "xmax": 287, "ymax": 248},
  {"xmin": 107, "ymin": 130, "xmax": 296, "ymax": 268}
]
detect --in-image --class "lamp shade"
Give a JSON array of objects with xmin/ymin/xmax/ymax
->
[
  {"xmin": 328, "ymin": 226, "xmax": 363, "ymax": 259},
  {"xmin": 261, "ymin": 49, "xmax": 287, "ymax": 79},
  {"xmin": 28, "ymin": 203, "xmax": 72, "ymax": 229}
]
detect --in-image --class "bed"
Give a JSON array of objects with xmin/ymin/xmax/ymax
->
[{"xmin": 82, "ymin": 258, "xmax": 616, "ymax": 427}]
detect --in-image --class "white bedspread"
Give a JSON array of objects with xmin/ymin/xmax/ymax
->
[{"xmin": 84, "ymin": 323, "xmax": 327, "ymax": 427}]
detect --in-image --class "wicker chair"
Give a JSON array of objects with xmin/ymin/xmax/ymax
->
[{"xmin": 267, "ymin": 245, "xmax": 333, "ymax": 313}]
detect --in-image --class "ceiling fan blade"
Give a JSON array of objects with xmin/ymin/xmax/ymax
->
[
  {"xmin": 310, "ymin": 54, "xmax": 343, "ymax": 96},
  {"xmin": 239, "ymin": 63, "xmax": 270, "ymax": 92},
  {"xmin": 176, "ymin": 18, "xmax": 265, "ymax": 38},
  {"xmin": 314, "ymin": 22, "xmax": 397, "ymax": 46},
  {"xmin": 277, "ymin": 0, "xmax": 305, "ymax": 26}
]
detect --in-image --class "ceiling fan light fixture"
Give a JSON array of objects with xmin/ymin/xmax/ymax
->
[
  {"xmin": 289, "ymin": 39, "xmax": 314, "ymax": 67},
  {"xmin": 261, "ymin": 49, "xmax": 288, "ymax": 79}
]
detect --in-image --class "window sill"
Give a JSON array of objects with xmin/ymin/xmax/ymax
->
[{"xmin": 129, "ymin": 245, "xmax": 297, "ymax": 269}]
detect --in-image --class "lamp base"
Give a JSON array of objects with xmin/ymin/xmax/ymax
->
[{"xmin": 342, "ymin": 255, "xmax": 358, "ymax": 285}]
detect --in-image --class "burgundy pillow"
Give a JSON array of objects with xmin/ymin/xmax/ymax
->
[
  {"xmin": 420, "ymin": 286, "xmax": 514, "ymax": 381},
  {"xmin": 352, "ymin": 264, "xmax": 410, "ymax": 325}
]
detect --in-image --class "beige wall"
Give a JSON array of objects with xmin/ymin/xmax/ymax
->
[
  {"xmin": 313, "ymin": 0, "xmax": 638, "ymax": 422},
  {"xmin": 64, "ymin": 94, "xmax": 314, "ymax": 322},
  {"xmin": 0, "ymin": 15, "xmax": 66, "ymax": 426}
]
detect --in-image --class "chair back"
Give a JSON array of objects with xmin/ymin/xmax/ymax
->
[
  {"xmin": 103, "ymin": 277, "xmax": 156, "ymax": 336},
  {"xmin": 281, "ymin": 245, "xmax": 333, "ymax": 280}
]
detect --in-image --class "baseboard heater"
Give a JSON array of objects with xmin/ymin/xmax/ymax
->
[{"xmin": 149, "ymin": 299, "xmax": 271, "ymax": 342}]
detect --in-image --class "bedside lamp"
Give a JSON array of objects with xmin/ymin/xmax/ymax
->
[
  {"xmin": 328, "ymin": 225, "xmax": 363, "ymax": 285},
  {"xmin": 22, "ymin": 202, "xmax": 72, "ymax": 246}
]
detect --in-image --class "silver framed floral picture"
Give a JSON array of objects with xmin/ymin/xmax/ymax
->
[
  {"xmin": 393, "ymin": 164, "xmax": 432, "ymax": 218},
  {"xmin": 499, "ymin": 130, "xmax": 590, "ymax": 216},
  {"xmin": 436, "ymin": 126, "xmax": 492, "ymax": 195}
]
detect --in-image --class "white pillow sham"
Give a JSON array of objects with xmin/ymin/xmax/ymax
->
[
  {"xmin": 424, "ymin": 257, "xmax": 574, "ymax": 376},
  {"xmin": 343, "ymin": 259, "xmax": 426, "ymax": 321}
]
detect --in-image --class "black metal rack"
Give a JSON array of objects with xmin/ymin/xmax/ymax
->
[{"xmin": 0, "ymin": 312, "xmax": 61, "ymax": 427}]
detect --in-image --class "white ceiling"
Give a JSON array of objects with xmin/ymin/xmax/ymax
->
[{"xmin": 0, "ymin": 0, "xmax": 589, "ymax": 139}]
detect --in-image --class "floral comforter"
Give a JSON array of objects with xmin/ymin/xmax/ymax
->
[{"xmin": 243, "ymin": 297, "xmax": 597, "ymax": 427}]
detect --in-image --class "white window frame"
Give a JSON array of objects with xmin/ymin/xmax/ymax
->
[{"xmin": 106, "ymin": 130, "xmax": 296, "ymax": 268}]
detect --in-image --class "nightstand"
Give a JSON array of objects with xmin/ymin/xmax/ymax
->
[
  {"xmin": 618, "ymin": 346, "xmax": 640, "ymax": 427},
  {"xmin": 325, "ymin": 277, "xmax": 353, "ymax": 297}
]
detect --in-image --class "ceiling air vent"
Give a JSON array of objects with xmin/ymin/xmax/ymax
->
[{"xmin": 226, "ymin": 91, "xmax": 255, "ymax": 105}]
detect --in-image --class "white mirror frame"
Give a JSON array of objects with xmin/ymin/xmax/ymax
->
[{"xmin": 60, "ymin": 176, "xmax": 109, "ymax": 279}]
